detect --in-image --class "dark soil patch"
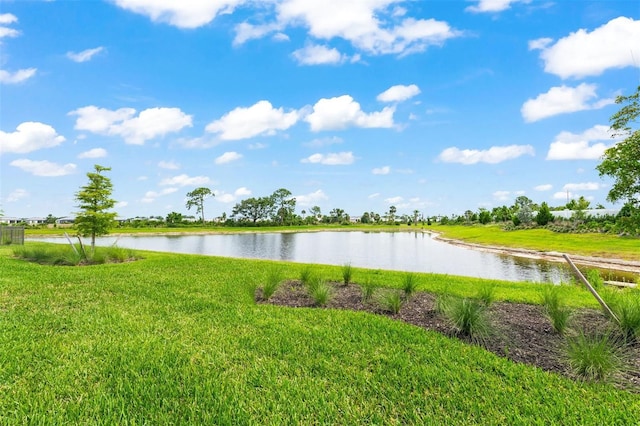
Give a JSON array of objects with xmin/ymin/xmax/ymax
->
[{"xmin": 260, "ymin": 280, "xmax": 640, "ymax": 391}]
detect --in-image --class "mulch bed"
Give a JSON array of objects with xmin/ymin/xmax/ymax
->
[{"xmin": 259, "ymin": 280, "xmax": 640, "ymax": 391}]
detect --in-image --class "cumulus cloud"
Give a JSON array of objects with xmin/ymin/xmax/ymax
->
[
  {"xmin": 530, "ymin": 17, "xmax": 640, "ymax": 79},
  {"xmin": 534, "ymin": 184, "xmax": 553, "ymax": 191},
  {"xmin": 0, "ymin": 13, "xmax": 19, "ymax": 39},
  {"xmin": 7, "ymin": 188, "xmax": 29, "ymax": 202},
  {"xmin": 466, "ymin": 0, "xmax": 523, "ymax": 13},
  {"xmin": 292, "ymin": 44, "xmax": 349, "ymax": 65},
  {"xmin": 215, "ymin": 187, "xmax": 252, "ymax": 204},
  {"xmin": 215, "ymin": 151, "xmax": 243, "ymax": 164},
  {"xmin": 377, "ymin": 84, "xmax": 420, "ymax": 102},
  {"xmin": 159, "ymin": 174, "xmax": 211, "ymax": 187},
  {"xmin": 296, "ymin": 189, "xmax": 328, "ymax": 206},
  {"xmin": 69, "ymin": 106, "xmax": 192, "ymax": 145},
  {"xmin": 306, "ymin": 95, "xmax": 395, "ymax": 131},
  {"xmin": 78, "ymin": 148, "xmax": 107, "ymax": 159},
  {"xmin": 206, "ymin": 100, "xmax": 299, "ymax": 140},
  {"xmin": 10, "ymin": 159, "xmax": 76, "ymax": 176},
  {"xmin": 372, "ymin": 166, "xmax": 391, "ymax": 175},
  {"xmin": 0, "ymin": 122, "xmax": 65, "ymax": 154},
  {"xmin": 0, "ymin": 68, "xmax": 37, "ymax": 84},
  {"xmin": 66, "ymin": 46, "xmax": 104, "ymax": 63},
  {"xmin": 111, "ymin": 0, "xmax": 246, "ymax": 29},
  {"xmin": 521, "ymin": 83, "xmax": 613, "ymax": 123},
  {"xmin": 301, "ymin": 151, "xmax": 355, "ymax": 165},
  {"xmin": 546, "ymin": 124, "xmax": 618, "ymax": 160},
  {"xmin": 493, "ymin": 190, "xmax": 511, "ymax": 202},
  {"xmin": 438, "ymin": 144, "xmax": 534, "ymax": 164},
  {"xmin": 141, "ymin": 187, "xmax": 178, "ymax": 203},
  {"xmin": 563, "ymin": 182, "xmax": 601, "ymax": 191},
  {"xmin": 158, "ymin": 160, "xmax": 180, "ymax": 170}
]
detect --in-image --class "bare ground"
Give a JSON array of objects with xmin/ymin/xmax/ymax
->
[{"xmin": 260, "ymin": 280, "xmax": 640, "ymax": 391}]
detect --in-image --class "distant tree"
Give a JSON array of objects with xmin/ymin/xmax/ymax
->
[
  {"xmin": 478, "ymin": 209, "xmax": 492, "ymax": 225},
  {"xmin": 310, "ymin": 206, "xmax": 322, "ymax": 220},
  {"xmin": 513, "ymin": 196, "xmax": 534, "ymax": 225},
  {"xmin": 166, "ymin": 211, "xmax": 183, "ymax": 227},
  {"xmin": 270, "ymin": 188, "xmax": 296, "ymax": 225},
  {"xmin": 388, "ymin": 206, "xmax": 397, "ymax": 224},
  {"xmin": 329, "ymin": 208, "xmax": 346, "ymax": 223},
  {"xmin": 185, "ymin": 187, "xmax": 213, "ymax": 225},
  {"xmin": 536, "ymin": 202, "xmax": 554, "ymax": 226},
  {"xmin": 413, "ymin": 209, "xmax": 420, "ymax": 225},
  {"xmin": 232, "ymin": 196, "xmax": 274, "ymax": 223},
  {"xmin": 597, "ymin": 85, "xmax": 640, "ymax": 206},
  {"xmin": 75, "ymin": 164, "xmax": 117, "ymax": 252},
  {"xmin": 361, "ymin": 211, "xmax": 371, "ymax": 224}
]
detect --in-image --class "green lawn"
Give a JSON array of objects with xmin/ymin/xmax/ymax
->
[{"xmin": 1, "ymin": 244, "xmax": 638, "ymax": 424}]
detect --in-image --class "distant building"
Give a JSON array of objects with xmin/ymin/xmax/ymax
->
[{"xmin": 550, "ymin": 209, "xmax": 621, "ymax": 220}]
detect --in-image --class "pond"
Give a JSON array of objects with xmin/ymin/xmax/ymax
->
[{"xmin": 33, "ymin": 231, "xmax": 579, "ymax": 283}]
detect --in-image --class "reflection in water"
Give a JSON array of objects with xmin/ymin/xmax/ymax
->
[{"xmin": 34, "ymin": 231, "xmax": 587, "ymax": 283}]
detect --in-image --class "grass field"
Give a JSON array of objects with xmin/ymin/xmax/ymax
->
[{"xmin": 1, "ymin": 244, "xmax": 638, "ymax": 424}]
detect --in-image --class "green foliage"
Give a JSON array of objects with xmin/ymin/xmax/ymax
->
[
  {"xmin": 437, "ymin": 296, "xmax": 492, "ymax": 341},
  {"xmin": 540, "ymin": 285, "xmax": 573, "ymax": 335},
  {"xmin": 585, "ymin": 269, "xmax": 604, "ymax": 291},
  {"xmin": 74, "ymin": 164, "xmax": 117, "ymax": 251},
  {"xmin": 565, "ymin": 332, "xmax": 626, "ymax": 383},
  {"xmin": 341, "ymin": 262, "xmax": 353, "ymax": 285},
  {"xmin": 597, "ymin": 85, "xmax": 640, "ymax": 206},
  {"xmin": 261, "ymin": 268, "xmax": 283, "ymax": 300},
  {"xmin": 309, "ymin": 279, "xmax": 332, "ymax": 306},
  {"xmin": 299, "ymin": 265, "xmax": 313, "ymax": 286},
  {"xmin": 602, "ymin": 289, "xmax": 640, "ymax": 341},
  {"xmin": 378, "ymin": 290, "xmax": 404, "ymax": 314},
  {"xmin": 185, "ymin": 187, "xmax": 214, "ymax": 224},
  {"xmin": 402, "ymin": 272, "xmax": 419, "ymax": 298},
  {"xmin": 536, "ymin": 202, "xmax": 554, "ymax": 226},
  {"xmin": 13, "ymin": 243, "xmax": 136, "ymax": 266},
  {"xmin": 476, "ymin": 283, "xmax": 496, "ymax": 306},
  {"xmin": 360, "ymin": 279, "xmax": 377, "ymax": 303}
]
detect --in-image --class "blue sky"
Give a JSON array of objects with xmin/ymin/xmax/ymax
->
[{"xmin": 1, "ymin": 0, "xmax": 639, "ymax": 220}]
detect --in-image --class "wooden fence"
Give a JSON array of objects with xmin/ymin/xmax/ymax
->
[{"xmin": 0, "ymin": 226, "xmax": 25, "ymax": 245}]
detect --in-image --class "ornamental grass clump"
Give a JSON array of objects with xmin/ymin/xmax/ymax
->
[
  {"xmin": 565, "ymin": 331, "xmax": 626, "ymax": 383},
  {"xmin": 299, "ymin": 266, "xmax": 314, "ymax": 287},
  {"xmin": 476, "ymin": 283, "xmax": 496, "ymax": 306},
  {"xmin": 261, "ymin": 268, "xmax": 283, "ymax": 301},
  {"xmin": 602, "ymin": 289, "xmax": 640, "ymax": 342},
  {"xmin": 341, "ymin": 262, "xmax": 353, "ymax": 286},
  {"xmin": 402, "ymin": 272, "xmax": 419, "ymax": 299},
  {"xmin": 437, "ymin": 295, "xmax": 492, "ymax": 341},
  {"xmin": 309, "ymin": 279, "xmax": 333, "ymax": 307},
  {"xmin": 378, "ymin": 290, "xmax": 404, "ymax": 314},
  {"xmin": 540, "ymin": 285, "xmax": 573, "ymax": 335},
  {"xmin": 586, "ymin": 269, "xmax": 604, "ymax": 291},
  {"xmin": 360, "ymin": 279, "xmax": 377, "ymax": 303}
]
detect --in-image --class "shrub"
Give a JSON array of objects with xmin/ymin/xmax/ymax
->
[
  {"xmin": 602, "ymin": 289, "xmax": 640, "ymax": 342},
  {"xmin": 585, "ymin": 269, "xmax": 604, "ymax": 291},
  {"xmin": 378, "ymin": 290, "xmax": 403, "ymax": 314},
  {"xmin": 341, "ymin": 263, "xmax": 353, "ymax": 285},
  {"xmin": 437, "ymin": 296, "xmax": 492, "ymax": 341},
  {"xmin": 476, "ymin": 283, "xmax": 496, "ymax": 306},
  {"xmin": 540, "ymin": 285, "xmax": 573, "ymax": 335},
  {"xmin": 299, "ymin": 266, "xmax": 313, "ymax": 286},
  {"xmin": 402, "ymin": 273, "xmax": 419, "ymax": 298},
  {"xmin": 360, "ymin": 279, "xmax": 377, "ymax": 303},
  {"xmin": 261, "ymin": 268, "xmax": 283, "ymax": 300},
  {"xmin": 309, "ymin": 279, "xmax": 332, "ymax": 307},
  {"xmin": 565, "ymin": 332, "xmax": 626, "ymax": 383}
]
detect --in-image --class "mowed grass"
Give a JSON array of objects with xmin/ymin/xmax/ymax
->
[
  {"xmin": 1, "ymin": 245, "xmax": 638, "ymax": 424},
  {"xmin": 434, "ymin": 224, "xmax": 640, "ymax": 261}
]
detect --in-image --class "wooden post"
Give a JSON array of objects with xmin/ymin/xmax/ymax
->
[
  {"xmin": 563, "ymin": 254, "xmax": 619, "ymax": 324},
  {"xmin": 63, "ymin": 232, "xmax": 79, "ymax": 255}
]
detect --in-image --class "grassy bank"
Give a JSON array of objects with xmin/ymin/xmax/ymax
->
[{"xmin": 2, "ymin": 244, "xmax": 638, "ymax": 424}]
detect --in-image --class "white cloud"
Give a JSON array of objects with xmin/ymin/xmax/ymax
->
[
  {"xmin": 546, "ymin": 124, "xmax": 618, "ymax": 160},
  {"xmin": 552, "ymin": 191, "xmax": 571, "ymax": 200},
  {"xmin": 0, "ymin": 13, "xmax": 18, "ymax": 25},
  {"xmin": 466, "ymin": 0, "xmax": 522, "ymax": 13},
  {"xmin": 306, "ymin": 95, "xmax": 395, "ymax": 131},
  {"xmin": 248, "ymin": 142, "xmax": 268, "ymax": 150},
  {"xmin": 115, "ymin": 201, "xmax": 128, "ymax": 208},
  {"xmin": 141, "ymin": 187, "xmax": 178, "ymax": 203},
  {"xmin": 78, "ymin": 148, "xmax": 107, "ymax": 159},
  {"xmin": 214, "ymin": 187, "xmax": 250, "ymax": 204},
  {"xmin": 521, "ymin": 83, "xmax": 613, "ymax": 122},
  {"xmin": 0, "ymin": 68, "xmax": 37, "ymax": 84},
  {"xmin": 292, "ymin": 44, "xmax": 348, "ymax": 65},
  {"xmin": 372, "ymin": 166, "xmax": 391, "ymax": 175},
  {"xmin": 368, "ymin": 193, "xmax": 380, "ymax": 199},
  {"xmin": 296, "ymin": 189, "xmax": 328, "ymax": 206},
  {"xmin": 534, "ymin": 184, "xmax": 553, "ymax": 191},
  {"xmin": 301, "ymin": 151, "xmax": 355, "ymax": 165},
  {"xmin": 377, "ymin": 84, "xmax": 420, "ymax": 102},
  {"xmin": 66, "ymin": 46, "xmax": 104, "ymax": 63},
  {"xmin": 69, "ymin": 106, "xmax": 192, "ymax": 145},
  {"xmin": 563, "ymin": 182, "xmax": 601, "ymax": 191},
  {"xmin": 0, "ymin": 122, "xmax": 65, "ymax": 154},
  {"xmin": 159, "ymin": 174, "xmax": 211, "ymax": 187},
  {"xmin": 112, "ymin": 0, "xmax": 246, "ymax": 29},
  {"xmin": 206, "ymin": 100, "xmax": 299, "ymax": 140},
  {"xmin": 303, "ymin": 136, "xmax": 343, "ymax": 148},
  {"xmin": 7, "ymin": 188, "xmax": 28, "ymax": 202},
  {"xmin": 438, "ymin": 144, "xmax": 534, "ymax": 164},
  {"xmin": 158, "ymin": 160, "xmax": 180, "ymax": 170},
  {"xmin": 531, "ymin": 17, "xmax": 640, "ymax": 79},
  {"xmin": 215, "ymin": 151, "xmax": 243, "ymax": 164},
  {"xmin": 235, "ymin": 187, "xmax": 252, "ymax": 196},
  {"xmin": 385, "ymin": 196, "xmax": 404, "ymax": 204},
  {"xmin": 0, "ymin": 13, "xmax": 19, "ymax": 39},
  {"xmin": 233, "ymin": 22, "xmax": 283, "ymax": 45},
  {"xmin": 493, "ymin": 190, "xmax": 511, "ymax": 202},
  {"xmin": 10, "ymin": 159, "xmax": 76, "ymax": 176}
]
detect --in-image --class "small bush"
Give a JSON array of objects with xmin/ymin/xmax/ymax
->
[
  {"xmin": 360, "ymin": 279, "xmax": 377, "ymax": 303},
  {"xmin": 309, "ymin": 279, "xmax": 333, "ymax": 306},
  {"xmin": 540, "ymin": 285, "xmax": 573, "ymax": 335},
  {"xmin": 402, "ymin": 273, "xmax": 419, "ymax": 298},
  {"xmin": 586, "ymin": 269, "xmax": 604, "ymax": 291},
  {"xmin": 378, "ymin": 290, "xmax": 403, "ymax": 314},
  {"xmin": 603, "ymin": 289, "xmax": 640, "ymax": 342},
  {"xmin": 299, "ymin": 266, "xmax": 313, "ymax": 286},
  {"xmin": 476, "ymin": 283, "xmax": 496, "ymax": 306},
  {"xmin": 437, "ymin": 296, "xmax": 492, "ymax": 341},
  {"xmin": 261, "ymin": 268, "xmax": 283, "ymax": 300},
  {"xmin": 341, "ymin": 263, "xmax": 353, "ymax": 285},
  {"xmin": 565, "ymin": 332, "xmax": 626, "ymax": 383}
]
